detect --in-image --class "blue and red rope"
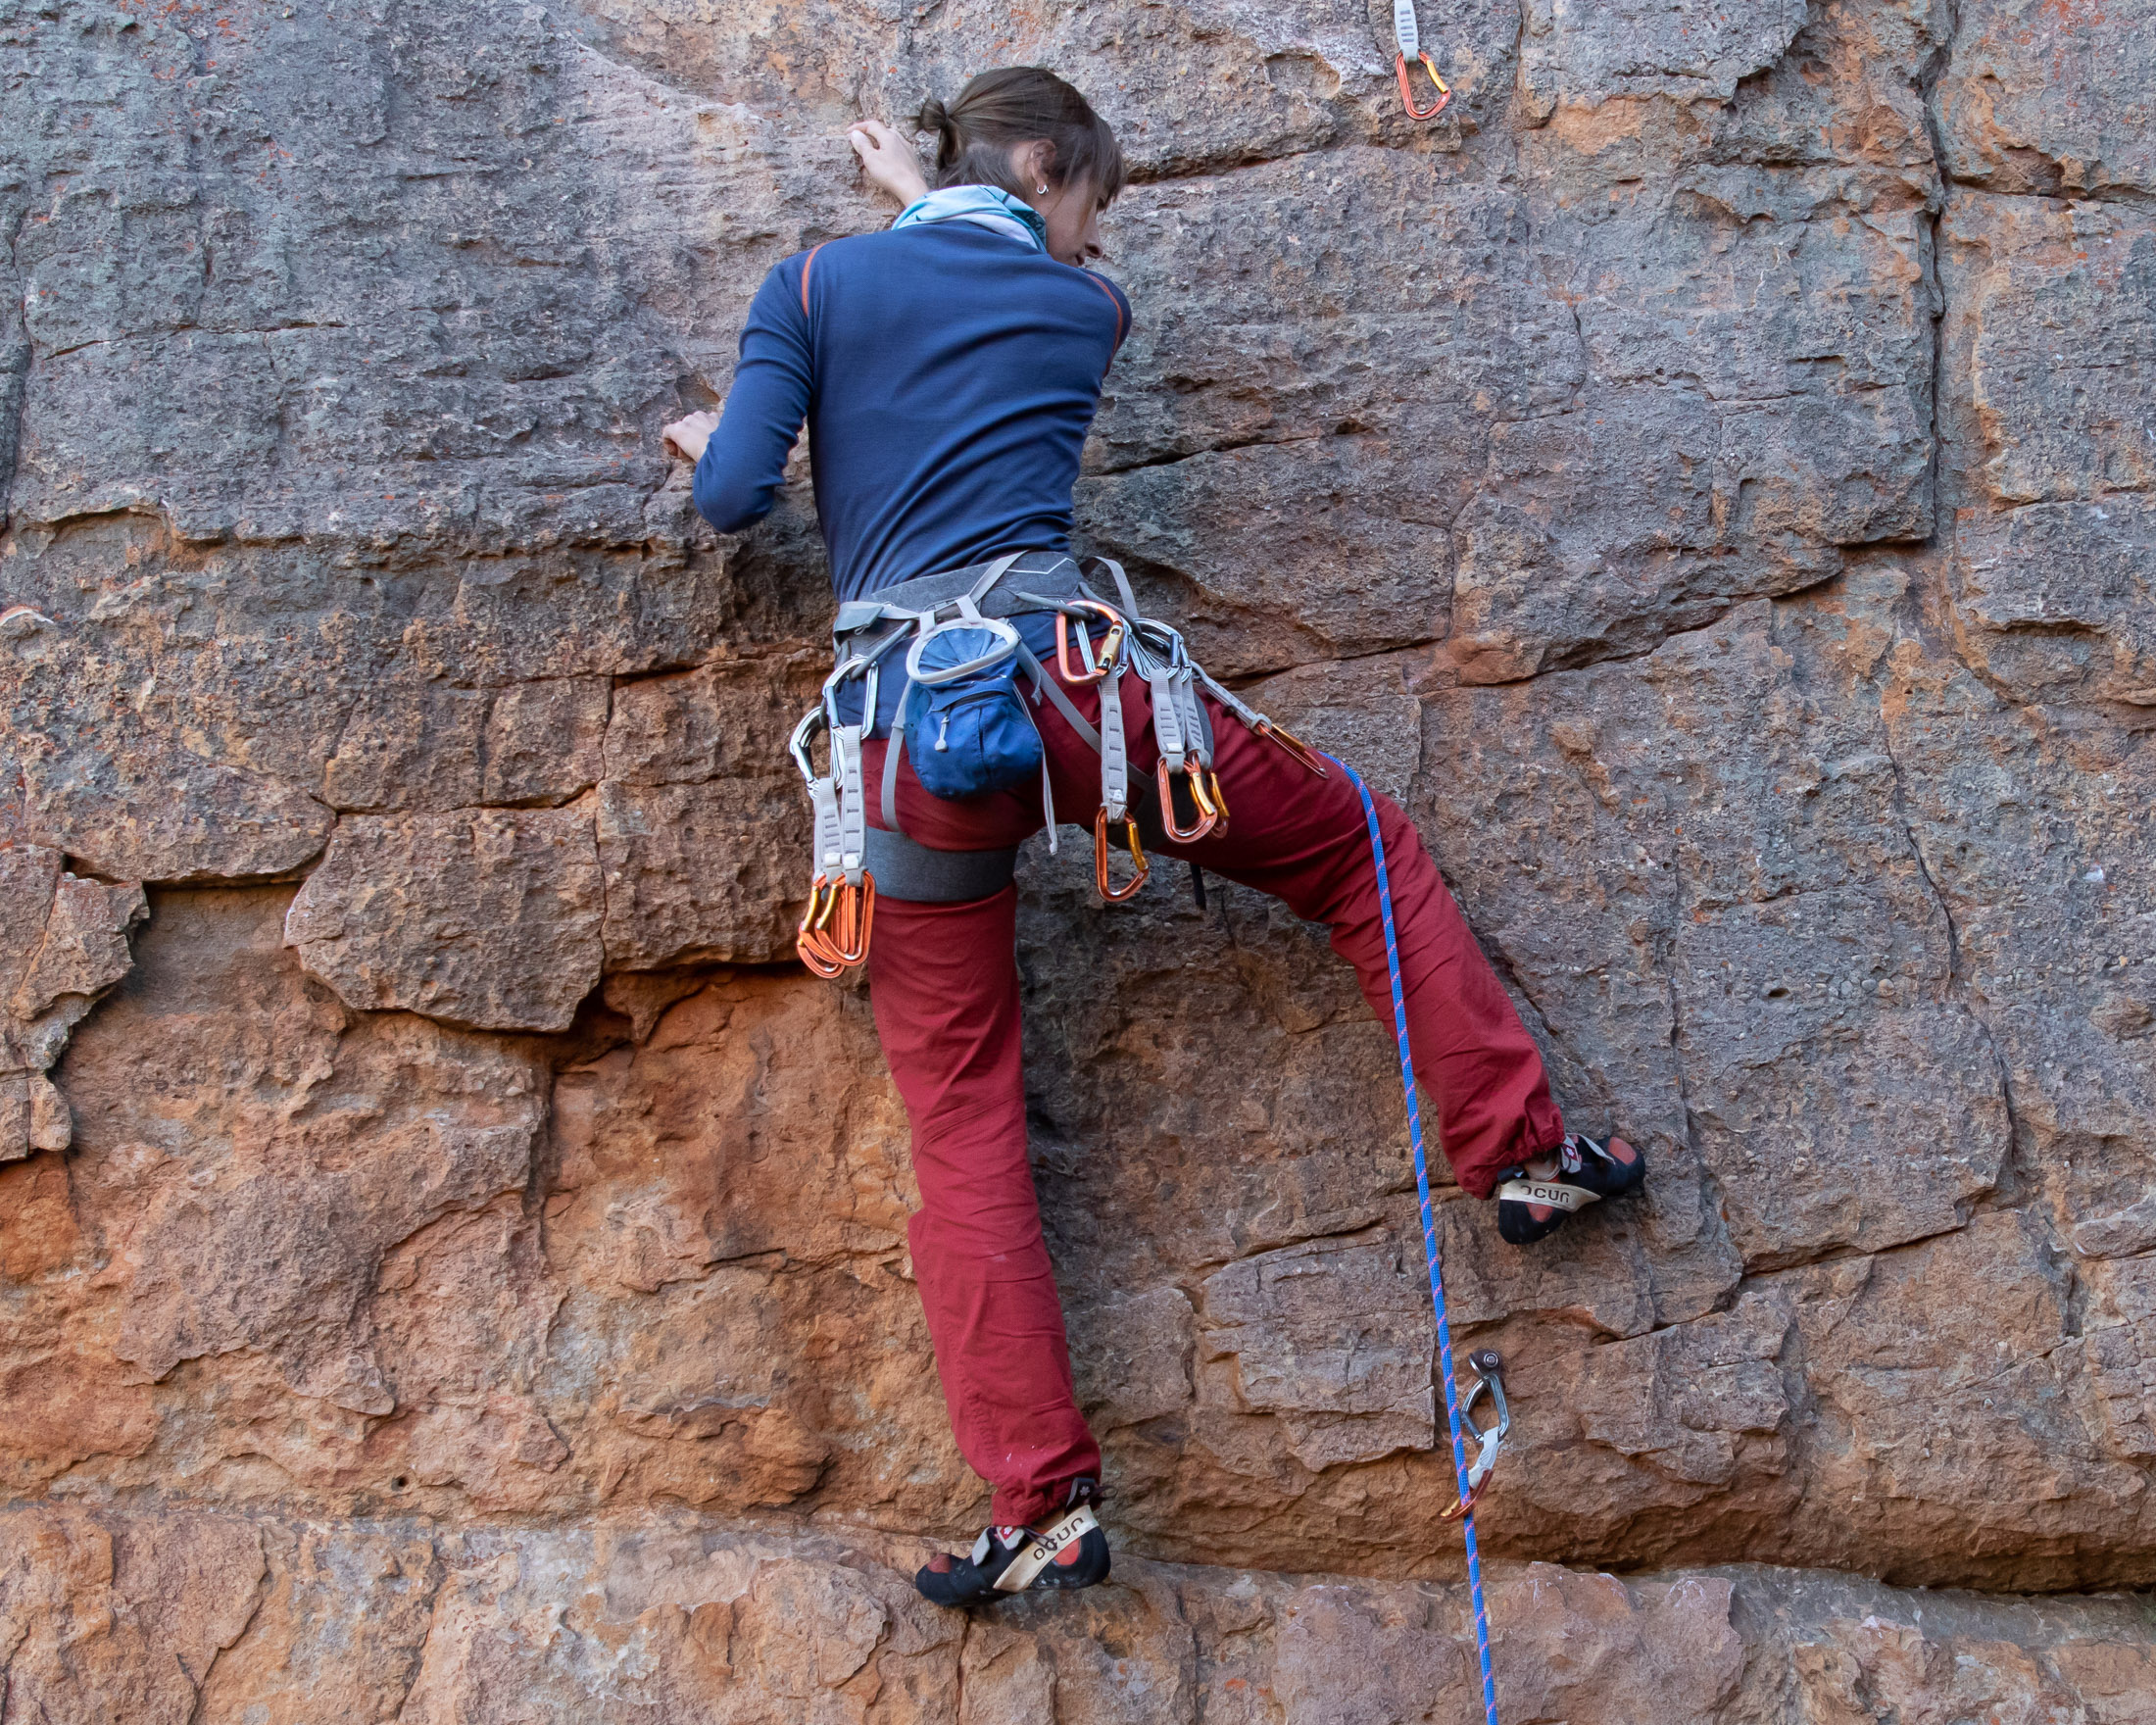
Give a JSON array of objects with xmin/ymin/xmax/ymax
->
[{"xmin": 1333, "ymin": 754, "xmax": 1499, "ymax": 1725}]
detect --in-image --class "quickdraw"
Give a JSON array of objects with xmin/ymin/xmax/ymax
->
[
  {"xmin": 1155, "ymin": 757, "xmax": 1219, "ymax": 843},
  {"xmin": 1441, "ymin": 1349, "xmax": 1509, "ymax": 1520},
  {"xmin": 1094, "ymin": 807, "xmax": 1150, "ymax": 902},
  {"xmin": 1391, "ymin": 0, "xmax": 1451, "ymax": 120},
  {"xmin": 791, "ymin": 702, "xmax": 876, "ymax": 979},
  {"xmin": 1145, "ymin": 628, "xmax": 1222, "ymax": 843}
]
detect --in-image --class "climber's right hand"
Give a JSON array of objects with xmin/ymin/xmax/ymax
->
[{"xmin": 849, "ymin": 121, "xmax": 929, "ymax": 207}]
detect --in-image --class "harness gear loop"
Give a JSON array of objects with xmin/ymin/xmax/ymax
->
[
  {"xmin": 1055, "ymin": 599, "xmax": 1127, "ymax": 686},
  {"xmin": 1335, "ymin": 753, "xmax": 1499, "ymax": 1725},
  {"xmin": 1441, "ymin": 1349, "xmax": 1510, "ymax": 1520},
  {"xmin": 1396, "ymin": 49, "xmax": 1450, "ymax": 119},
  {"xmin": 1094, "ymin": 809, "xmax": 1149, "ymax": 902}
]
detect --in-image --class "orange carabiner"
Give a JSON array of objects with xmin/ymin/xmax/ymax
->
[
  {"xmin": 1055, "ymin": 600, "xmax": 1128, "ymax": 687},
  {"xmin": 824, "ymin": 875, "xmax": 876, "ymax": 968},
  {"xmin": 1255, "ymin": 718, "xmax": 1331, "ymax": 777},
  {"xmin": 798, "ymin": 936, "xmax": 847, "ymax": 978},
  {"xmin": 1395, "ymin": 49, "xmax": 1450, "ymax": 121},
  {"xmin": 796, "ymin": 878, "xmax": 847, "ymax": 977},
  {"xmin": 1202, "ymin": 768, "xmax": 1229, "ymax": 837},
  {"xmin": 796, "ymin": 874, "xmax": 875, "ymax": 976},
  {"xmin": 1094, "ymin": 809, "xmax": 1149, "ymax": 903},
  {"xmin": 1155, "ymin": 757, "xmax": 1219, "ymax": 844}
]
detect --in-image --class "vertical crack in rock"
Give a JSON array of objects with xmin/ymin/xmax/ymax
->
[
  {"xmin": 1877, "ymin": 676, "xmax": 2031, "ymax": 1213},
  {"xmin": 177, "ymin": 1523, "xmax": 271, "ymax": 1723},
  {"xmin": 381, "ymin": 1530, "xmax": 452, "ymax": 1721},
  {"xmin": 1899, "ymin": 0, "xmax": 2031, "ymax": 1208},
  {"xmin": 1917, "ymin": 0, "xmax": 1959, "ymax": 558}
]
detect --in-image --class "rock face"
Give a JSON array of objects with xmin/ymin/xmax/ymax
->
[
  {"xmin": 0, "ymin": 842, "xmax": 143, "ymax": 1162},
  {"xmin": 3, "ymin": 0, "xmax": 2154, "ymax": 1714}
]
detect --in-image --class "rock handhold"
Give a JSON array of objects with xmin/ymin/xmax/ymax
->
[
  {"xmin": 284, "ymin": 809, "xmax": 603, "ymax": 1033},
  {"xmin": 0, "ymin": 845, "xmax": 145, "ymax": 1161}
]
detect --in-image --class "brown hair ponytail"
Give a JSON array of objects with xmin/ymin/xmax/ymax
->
[{"xmin": 913, "ymin": 68, "xmax": 1126, "ymax": 207}]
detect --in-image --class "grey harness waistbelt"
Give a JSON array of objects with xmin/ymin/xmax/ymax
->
[
  {"xmin": 847, "ymin": 550, "xmax": 1086, "ymax": 629},
  {"xmin": 862, "ymin": 826, "xmax": 1019, "ymax": 904}
]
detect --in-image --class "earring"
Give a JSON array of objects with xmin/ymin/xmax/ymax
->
[{"xmin": 1037, "ymin": 183, "xmax": 1049, "ymax": 194}]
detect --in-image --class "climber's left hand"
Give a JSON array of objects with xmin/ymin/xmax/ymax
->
[{"xmin": 662, "ymin": 410, "xmax": 720, "ymax": 463}]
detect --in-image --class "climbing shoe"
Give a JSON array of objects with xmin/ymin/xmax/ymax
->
[
  {"xmin": 1494, "ymin": 1132, "xmax": 1644, "ymax": 1246},
  {"xmin": 914, "ymin": 1478, "xmax": 1110, "ymax": 1608}
]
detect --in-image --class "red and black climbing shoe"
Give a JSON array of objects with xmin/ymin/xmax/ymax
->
[
  {"xmin": 1494, "ymin": 1132, "xmax": 1645, "ymax": 1246},
  {"xmin": 914, "ymin": 1479, "xmax": 1110, "ymax": 1608}
]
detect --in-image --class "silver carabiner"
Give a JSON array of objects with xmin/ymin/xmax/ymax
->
[
  {"xmin": 789, "ymin": 706, "xmax": 829, "ymax": 786},
  {"xmin": 1443, "ymin": 1349, "xmax": 1509, "ymax": 1519}
]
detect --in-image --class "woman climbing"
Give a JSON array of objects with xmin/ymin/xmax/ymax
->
[{"xmin": 662, "ymin": 66, "xmax": 1642, "ymax": 1611}]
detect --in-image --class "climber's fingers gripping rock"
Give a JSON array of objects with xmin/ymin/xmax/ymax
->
[
  {"xmin": 849, "ymin": 120, "xmax": 930, "ymax": 207},
  {"xmin": 662, "ymin": 410, "xmax": 720, "ymax": 464}
]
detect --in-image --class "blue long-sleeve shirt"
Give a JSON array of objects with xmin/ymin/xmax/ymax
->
[{"xmin": 693, "ymin": 222, "xmax": 1132, "ymax": 601}]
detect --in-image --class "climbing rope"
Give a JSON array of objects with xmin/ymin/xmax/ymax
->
[{"xmin": 1334, "ymin": 754, "xmax": 1498, "ymax": 1725}]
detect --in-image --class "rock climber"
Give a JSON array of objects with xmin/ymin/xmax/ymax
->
[{"xmin": 662, "ymin": 66, "xmax": 1643, "ymax": 1610}]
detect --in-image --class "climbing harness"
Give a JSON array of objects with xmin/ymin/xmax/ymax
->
[
  {"xmin": 1442, "ymin": 1349, "xmax": 1510, "ymax": 1520},
  {"xmin": 1391, "ymin": 1, "xmax": 1452, "ymax": 120},
  {"xmin": 1336, "ymin": 753, "xmax": 1499, "ymax": 1725},
  {"xmin": 787, "ymin": 550, "xmax": 1327, "ymax": 972}
]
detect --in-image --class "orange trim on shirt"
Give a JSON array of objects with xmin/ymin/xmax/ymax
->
[
  {"xmin": 1081, "ymin": 271, "xmax": 1128, "ymax": 349},
  {"xmin": 800, "ymin": 243, "xmax": 829, "ymax": 318}
]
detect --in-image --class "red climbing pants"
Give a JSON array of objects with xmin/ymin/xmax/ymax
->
[{"xmin": 862, "ymin": 664, "xmax": 1563, "ymax": 1529}]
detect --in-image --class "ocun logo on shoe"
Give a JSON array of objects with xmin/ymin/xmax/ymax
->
[{"xmin": 1032, "ymin": 1507, "xmax": 1092, "ymax": 1552}]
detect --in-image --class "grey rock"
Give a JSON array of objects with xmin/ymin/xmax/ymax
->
[
  {"xmin": 1199, "ymin": 1229, "xmax": 1439, "ymax": 1469},
  {"xmin": 285, "ymin": 809, "xmax": 604, "ymax": 1031},
  {"xmin": 1937, "ymin": 0, "xmax": 2156, "ymax": 197},
  {"xmin": 1940, "ymin": 196, "xmax": 2156, "ymax": 510},
  {"xmin": 1518, "ymin": 0, "xmax": 1811, "ymax": 122}
]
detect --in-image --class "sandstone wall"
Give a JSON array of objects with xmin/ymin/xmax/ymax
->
[{"xmin": 2, "ymin": 0, "xmax": 2153, "ymax": 1717}]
